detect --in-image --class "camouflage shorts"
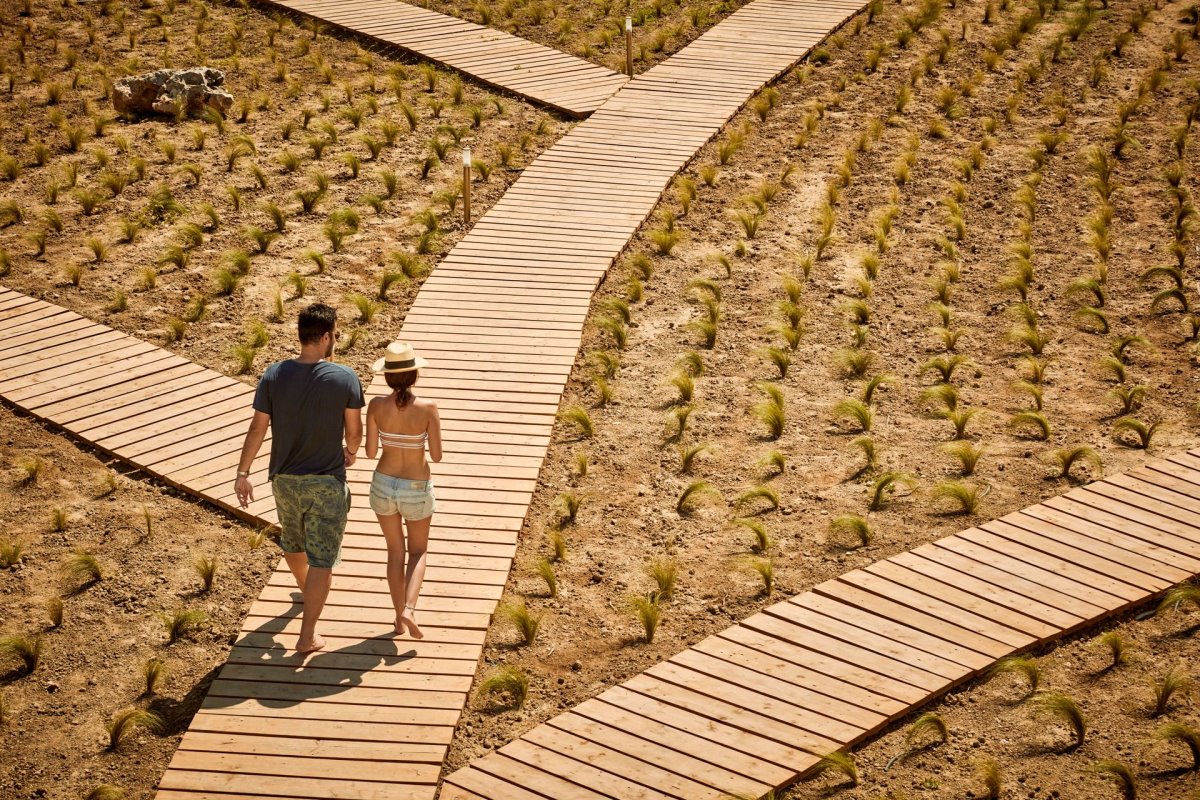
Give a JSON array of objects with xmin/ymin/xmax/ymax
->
[{"xmin": 271, "ymin": 474, "xmax": 350, "ymax": 569}]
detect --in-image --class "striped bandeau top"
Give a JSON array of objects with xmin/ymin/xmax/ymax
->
[{"xmin": 378, "ymin": 430, "xmax": 428, "ymax": 450}]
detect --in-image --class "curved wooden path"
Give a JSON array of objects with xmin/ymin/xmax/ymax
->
[
  {"xmin": 441, "ymin": 450, "xmax": 1200, "ymax": 798},
  {"xmin": 260, "ymin": 0, "xmax": 629, "ymax": 117}
]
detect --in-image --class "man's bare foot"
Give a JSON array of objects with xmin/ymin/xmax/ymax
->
[
  {"xmin": 399, "ymin": 607, "xmax": 424, "ymax": 639},
  {"xmin": 295, "ymin": 635, "xmax": 325, "ymax": 654}
]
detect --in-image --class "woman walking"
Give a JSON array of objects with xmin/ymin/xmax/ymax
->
[{"xmin": 366, "ymin": 342, "xmax": 442, "ymax": 639}]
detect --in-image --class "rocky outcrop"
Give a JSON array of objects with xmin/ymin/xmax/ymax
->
[{"xmin": 112, "ymin": 67, "xmax": 234, "ymax": 119}]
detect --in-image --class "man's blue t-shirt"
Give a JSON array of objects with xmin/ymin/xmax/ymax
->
[{"xmin": 253, "ymin": 360, "xmax": 365, "ymax": 481}]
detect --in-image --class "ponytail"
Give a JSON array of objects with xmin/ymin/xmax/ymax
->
[{"xmin": 384, "ymin": 370, "xmax": 418, "ymax": 407}]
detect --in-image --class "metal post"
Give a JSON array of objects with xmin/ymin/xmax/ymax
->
[
  {"xmin": 625, "ymin": 17, "xmax": 633, "ymax": 78},
  {"xmin": 462, "ymin": 147, "xmax": 471, "ymax": 225}
]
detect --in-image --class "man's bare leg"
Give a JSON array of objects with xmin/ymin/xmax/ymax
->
[
  {"xmin": 296, "ymin": 566, "xmax": 332, "ymax": 653},
  {"xmin": 283, "ymin": 551, "xmax": 309, "ymax": 595}
]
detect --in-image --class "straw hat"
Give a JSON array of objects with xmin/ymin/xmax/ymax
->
[{"xmin": 372, "ymin": 341, "xmax": 427, "ymax": 373}]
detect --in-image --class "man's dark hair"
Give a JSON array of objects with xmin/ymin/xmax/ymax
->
[{"xmin": 298, "ymin": 303, "xmax": 337, "ymax": 344}]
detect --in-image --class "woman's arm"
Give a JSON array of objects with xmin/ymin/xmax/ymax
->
[
  {"xmin": 365, "ymin": 399, "xmax": 379, "ymax": 460},
  {"xmin": 427, "ymin": 402, "xmax": 443, "ymax": 463}
]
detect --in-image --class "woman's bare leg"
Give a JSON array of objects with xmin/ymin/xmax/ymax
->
[
  {"xmin": 376, "ymin": 512, "xmax": 408, "ymax": 634},
  {"xmin": 398, "ymin": 515, "xmax": 430, "ymax": 639}
]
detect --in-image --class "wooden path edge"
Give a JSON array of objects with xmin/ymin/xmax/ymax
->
[{"xmin": 441, "ymin": 449, "xmax": 1200, "ymax": 800}]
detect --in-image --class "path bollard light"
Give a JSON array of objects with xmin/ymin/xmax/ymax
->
[
  {"xmin": 462, "ymin": 147, "xmax": 472, "ymax": 224},
  {"xmin": 625, "ymin": 17, "xmax": 634, "ymax": 77}
]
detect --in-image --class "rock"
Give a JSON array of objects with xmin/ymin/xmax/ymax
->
[{"xmin": 113, "ymin": 67, "xmax": 233, "ymax": 119}]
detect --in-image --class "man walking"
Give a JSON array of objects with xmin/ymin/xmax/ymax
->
[{"xmin": 235, "ymin": 303, "xmax": 365, "ymax": 654}]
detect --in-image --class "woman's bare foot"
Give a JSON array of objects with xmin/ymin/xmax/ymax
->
[
  {"xmin": 399, "ymin": 606, "xmax": 424, "ymax": 639},
  {"xmin": 295, "ymin": 635, "xmax": 325, "ymax": 654}
]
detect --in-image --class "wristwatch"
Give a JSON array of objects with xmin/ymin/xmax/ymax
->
[{"xmin": 236, "ymin": 470, "xmax": 250, "ymax": 477}]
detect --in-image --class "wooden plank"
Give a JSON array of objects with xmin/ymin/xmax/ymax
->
[
  {"xmin": 549, "ymin": 707, "xmax": 771, "ymax": 797},
  {"xmin": 552, "ymin": 705, "xmax": 768, "ymax": 796}
]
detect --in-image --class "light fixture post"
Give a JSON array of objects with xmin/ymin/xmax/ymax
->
[
  {"xmin": 462, "ymin": 147, "xmax": 472, "ymax": 224},
  {"xmin": 625, "ymin": 17, "xmax": 633, "ymax": 78}
]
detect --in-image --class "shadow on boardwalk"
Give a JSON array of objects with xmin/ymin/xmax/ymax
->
[{"xmin": 204, "ymin": 596, "xmax": 416, "ymax": 710}]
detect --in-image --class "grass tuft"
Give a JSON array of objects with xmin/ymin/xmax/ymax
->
[
  {"xmin": 0, "ymin": 634, "xmax": 42, "ymax": 674},
  {"xmin": 830, "ymin": 515, "xmax": 872, "ymax": 548},
  {"xmin": 1035, "ymin": 691, "xmax": 1086, "ymax": 749},
  {"xmin": 632, "ymin": 595, "xmax": 661, "ymax": 643},
  {"xmin": 1155, "ymin": 722, "xmax": 1200, "ymax": 770},
  {"xmin": 732, "ymin": 518, "xmax": 771, "ymax": 553},
  {"xmin": 1113, "ymin": 417, "xmax": 1161, "ymax": 449},
  {"xmin": 1091, "ymin": 760, "xmax": 1137, "ymax": 800},
  {"xmin": 832, "ymin": 398, "xmax": 873, "ymax": 432},
  {"xmin": 61, "ymin": 550, "xmax": 102, "ymax": 589},
  {"xmin": 534, "ymin": 558, "xmax": 557, "ymax": 597},
  {"xmin": 498, "ymin": 601, "xmax": 542, "ymax": 646},
  {"xmin": 647, "ymin": 559, "xmax": 678, "ymax": 601},
  {"xmin": 1051, "ymin": 446, "xmax": 1101, "ymax": 479},
  {"xmin": 744, "ymin": 556, "xmax": 774, "ymax": 595},
  {"xmin": 559, "ymin": 406, "xmax": 594, "ymax": 439},
  {"xmin": 472, "ymin": 671, "xmax": 525, "ymax": 714},
  {"xmin": 977, "ymin": 758, "xmax": 1001, "ymax": 799},
  {"xmin": 160, "ymin": 609, "xmax": 207, "ymax": 645},
  {"xmin": 1010, "ymin": 410, "xmax": 1051, "ymax": 441},
  {"xmin": 930, "ymin": 480, "xmax": 988, "ymax": 515},
  {"xmin": 905, "ymin": 711, "xmax": 948, "ymax": 749},
  {"xmin": 869, "ymin": 471, "xmax": 916, "ymax": 511},
  {"xmin": 193, "ymin": 555, "xmax": 218, "ymax": 592},
  {"xmin": 813, "ymin": 750, "xmax": 859, "ymax": 787},
  {"xmin": 85, "ymin": 786, "xmax": 127, "ymax": 800},
  {"xmin": 142, "ymin": 658, "xmax": 168, "ymax": 696},
  {"xmin": 676, "ymin": 481, "xmax": 716, "ymax": 515},
  {"xmin": 106, "ymin": 708, "xmax": 163, "ymax": 750},
  {"xmin": 988, "ymin": 653, "xmax": 1041, "ymax": 697},
  {"xmin": 735, "ymin": 486, "xmax": 779, "ymax": 514},
  {"xmin": 1150, "ymin": 665, "xmax": 1191, "ymax": 718}
]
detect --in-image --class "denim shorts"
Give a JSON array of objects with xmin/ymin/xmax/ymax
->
[
  {"xmin": 369, "ymin": 473, "xmax": 435, "ymax": 520},
  {"xmin": 272, "ymin": 474, "xmax": 350, "ymax": 569}
]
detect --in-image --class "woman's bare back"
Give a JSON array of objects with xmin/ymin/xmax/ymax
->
[{"xmin": 366, "ymin": 394, "xmax": 443, "ymax": 478}]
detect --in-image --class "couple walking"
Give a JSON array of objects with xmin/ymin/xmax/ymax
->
[{"xmin": 234, "ymin": 303, "xmax": 441, "ymax": 654}]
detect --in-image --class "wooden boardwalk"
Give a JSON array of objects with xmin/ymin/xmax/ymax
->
[
  {"xmin": 260, "ymin": 0, "xmax": 629, "ymax": 117},
  {"xmin": 442, "ymin": 452, "xmax": 1200, "ymax": 799},
  {"xmin": 0, "ymin": 0, "xmax": 879, "ymax": 797}
]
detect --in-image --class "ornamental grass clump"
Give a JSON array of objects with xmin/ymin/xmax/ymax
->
[
  {"xmin": 632, "ymin": 595, "xmax": 661, "ymax": 643},
  {"xmin": 559, "ymin": 406, "xmax": 594, "ymax": 439},
  {"xmin": 676, "ymin": 480, "xmax": 716, "ymax": 515},
  {"xmin": 498, "ymin": 601, "xmax": 541, "ymax": 646},
  {"xmin": 1050, "ymin": 446, "xmax": 1101, "ymax": 480},
  {"xmin": 1035, "ymin": 691, "xmax": 1086, "ymax": 750},
  {"xmin": 1091, "ymin": 760, "xmax": 1137, "ymax": 800},
  {"xmin": 869, "ymin": 472, "xmax": 915, "ymax": 511},
  {"xmin": 534, "ymin": 558, "xmax": 557, "ymax": 597},
  {"xmin": 1155, "ymin": 723, "xmax": 1200, "ymax": 770},
  {"xmin": 930, "ymin": 480, "xmax": 988, "ymax": 515},
  {"xmin": 61, "ymin": 550, "xmax": 102, "ymax": 590},
  {"xmin": 1150, "ymin": 665, "xmax": 1191, "ymax": 718},
  {"xmin": 105, "ymin": 707, "xmax": 164, "ymax": 753},
  {"xmin": 193, "ymin": 555, "xmax": 217, "ymax": 593},
  {"xmin": 160, "ymin": 609, "xmax": 207, "ymax": 645},
  {"xmin": 136, "ymin": 654, "xmax": 168, "ymax": 697},
  {"xmin": 813, "ymin": 751, "xmax": 859, "ymax": 787},
  {"xmin": 988, "ymin": 653, "xmax": 1041, "ymax": 698},
  {"xmin": 0, "ymin": 634, "xmax": 42, "ymax": 675},
  {"xmin": 830, "ymin": 514, "xmax": 872, "ymax": 548}
]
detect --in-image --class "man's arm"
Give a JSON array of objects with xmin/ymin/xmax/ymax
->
[
  {"xmin": 235, "ymin": 410, "xmax": 271, "ymax": 508},
  {"xmin": 343, "ymin": 407, "xmax": 363, "ymax": 468}
]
